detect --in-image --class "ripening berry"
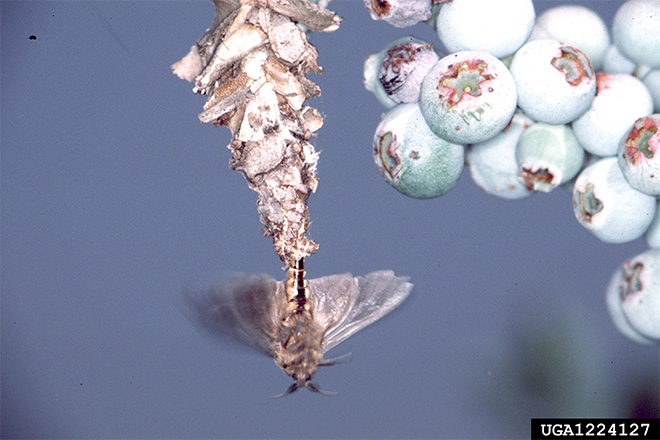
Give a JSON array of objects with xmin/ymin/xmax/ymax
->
[
  {"xmin": 510, "ymin": 39, "xmax": 596, "ymax": 124},
  {"xmin": 363, "ymin": 0, "xmax": 432, "ymax": 28},
  {"xmin": 516, "ymin": 122, "xmax": 585, "ymax": 192},
  {"xmin": 364, "ymin": 36, "xmax": 439, "ymax": 107},
  {"xmin": 373, "ymin": 103, "xmax": 464, "ymax": 199},
  {"xmin": 618, "ymin": 114, "xmax": 660, "ymax": 195},
  {"xmin": 419, "ymin": 51, "xmax": 517, "ymax": 144}
]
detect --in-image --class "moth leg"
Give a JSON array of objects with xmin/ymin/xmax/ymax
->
[{"xmin": 318, "ymin": 352, "xmax": 352, "ymax": 366}]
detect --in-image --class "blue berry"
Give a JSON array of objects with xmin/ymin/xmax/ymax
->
[
  {"xmin": 515, "ymin": 122, "xmax": 585, "ymax": 193},
  {"xmin": 641, "ymin": 69, "xmax": 660, "ymax": 112},
  {"xmin": 602, "ymin": 44, "xmax": 636, "ymax": 75},
  {"xmin": 573, "ymin": 73, "xmax": 654, "ymax": 157},
  {"xmin": 572, "ymin": 157, "xmax": 657, "ymax": 244},
  {"xmin": 435, "ymin": 0, "xmax": 535, "ymax": 58},
  {"xmin": 419, "ymin": 51, "xmax": 517, "ymax": 144},
  {"xmin": 606, "ymin": 249, "xmax": 660, "ymax": 343},
  {"xmin": 645, "ymin": 201, "xmax": 660, "ymax": 249},
  {"xmin": 612, "ymin": 0, "xmax": 660, "ymax": 69},
  {"xmin": 530, "ymin": 5, "xmax": 610, "ymax": 71},
  {"xmin": 509, "ymin": 39, "xmax": 596, "ymax": 124},
  {"xmin": 373, "ymin": 103, "xmax": 464, "ymax": 199},
  {"xmin": 618, "ymin": 114, "xmax": 660, "ymax": 195},
  {"xmin": 467, "ymin": 113, "xmax": 533, "ymax": 199}
]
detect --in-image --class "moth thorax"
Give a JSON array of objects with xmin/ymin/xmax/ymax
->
[{"xmin": 285, "ymin": 258, "xmax": 309, "ymax": 309}]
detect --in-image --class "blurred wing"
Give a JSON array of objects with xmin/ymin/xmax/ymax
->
[
  {"xmin": 182, "ymin": 274, "xmax": 281, "ymax": 356},
  {"xmin": 316, "ymin": 270, "xmax": 414, "ymax": 353}
]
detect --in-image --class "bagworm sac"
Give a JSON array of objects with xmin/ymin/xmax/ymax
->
[{"xmin": 184, "ymin": 264, "xmax": 413, "ymax": 397}]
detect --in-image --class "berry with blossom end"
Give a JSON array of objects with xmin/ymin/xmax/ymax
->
[
  {"xmin": 516, "ymin": 122, "xmax": 585, "ymax": 193},
  {"xmin": 618, "ymin": 114, "xmax": 660, "ymax": 196},
  {"xmin": 509, "ymin": 39, "xmax": 596, "ymax": 125},
  {"xmin": 530, "ymin": 5, "xmax": 610, "ymax": 71},
  {"xmin": 606, "ymin": 249, "xmax": 660, "ymax": 343},
  {"xmin": 419, "ymin": 51, "xmax": 517, "ymax": 144},
  {"xmin": 572, "ymin": 157, "xmax": 656, "ymax": 244},
  {"xmin": 373, "ymin": 103, "xmax": 464, "ymax": 199}
]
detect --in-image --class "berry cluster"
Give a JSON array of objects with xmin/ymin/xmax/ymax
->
[{"xmin": 363, "ymin": 0, "xmax": 660, "ymax": 344}]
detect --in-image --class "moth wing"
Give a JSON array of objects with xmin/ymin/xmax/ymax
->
[
  {"xmin": 182, "ymin": 274, "xmax": 281, "ymax": 356},
  {"xmin": 318, "ymin": 270, "xmax": 413, "ymax": 353},
  {"xmin": 309, "ymin": 272, "xmax": 357, "ymax": 333}
]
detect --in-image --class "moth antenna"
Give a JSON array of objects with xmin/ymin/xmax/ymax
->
[
  {"xmin": 306, "ymin": 381, "xmax": 338, "ymax": 397},
  {"xmin": 271, "ymin": 382, "xmax": 298, "ymax": 399},
  {"xmin": 319, "ymin": 352, "xmax": 352, "ymax": 366}
]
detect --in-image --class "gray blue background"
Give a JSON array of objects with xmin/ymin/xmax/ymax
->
[{"xmin": 2, "ymin": 1, "xmax": 658, "ymax": 438}]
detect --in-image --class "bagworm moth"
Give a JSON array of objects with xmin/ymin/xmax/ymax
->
[{"xmin": 184, "ymin": 262, "xmax": 413, "ymax": 396}]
